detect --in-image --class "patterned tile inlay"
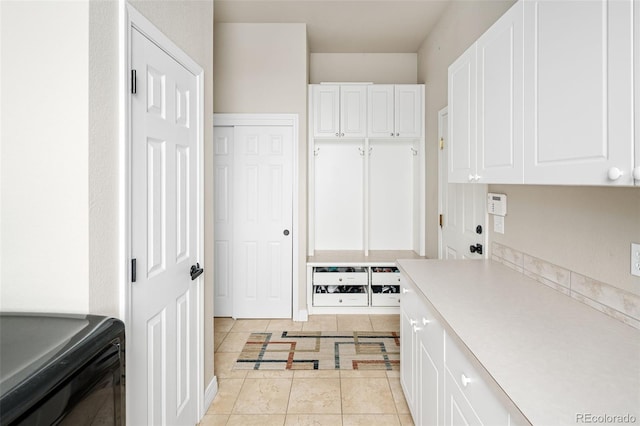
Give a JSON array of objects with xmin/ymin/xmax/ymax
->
[
  {"xmin": 492, "ymin": 242, "xmax": 640, "ymax": 329},
  {"xmin": 235, "ymin": 331, "xmax": 400, "ymax": 370}
]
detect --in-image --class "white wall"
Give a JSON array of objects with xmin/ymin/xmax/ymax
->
[
  {"xmin": 1, "ymin": 1, "xmax": 90, "ymax": 313},
  {"xmin": 214, "ymin": 23, "xmax": 309, "ymax": 309},
  {"xmin": 310, "ymin": 53, "xmax": 417, "ymax": 84},
  {"xmin": 417, "ymin": 0, "xmax": 640, "ymax": 295}
]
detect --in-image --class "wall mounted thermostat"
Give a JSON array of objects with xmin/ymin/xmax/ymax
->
[{"xmin": 487, "ymin": 193, "xmax": 507, "ymax": 216}]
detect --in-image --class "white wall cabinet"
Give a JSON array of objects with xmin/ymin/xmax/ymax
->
[
  {"xmin": 400, "ymin": 276, "xmax": 520, "ymax": 426},
  {"xmin": 523, "ymin": 0, "xmax": 635, "ymax": 185},
  {"xmin": 312, "ymin": 84, "xmax": 367, "ymax": 138},
  {"xmin": 448, "ymin": 1, "xmax": 523, "ymax": 184},
  {"xmin": 449, "ymin": 0, "xmax": 638, "ymax": 186},
  {"xmin": 368, "ymin": 85, "xmax": 422, "ymax": 138}
]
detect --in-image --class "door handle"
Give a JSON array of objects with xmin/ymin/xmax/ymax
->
[
  {"xmin": 469, "ymin": 244, "xmax": 483, "ymax": 255},
  {"xmin": 190, "ymin": 263, "xmax": 203, "ymax": 280},
  {"xmin": 283, "ymin": 229, "xmax": 290, "ymax": 236}
]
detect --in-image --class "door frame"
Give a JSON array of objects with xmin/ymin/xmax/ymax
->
[
  {"xmin": 212, "ymin": 113, "xmax": 301, "ymax": 321},
  {"xmin": 437, "ymin": 107, "xmax": 448, "ymax": 259},
  {"xmin": 121, "ymin": 3, "xmax": 205, "ymax": 423}
]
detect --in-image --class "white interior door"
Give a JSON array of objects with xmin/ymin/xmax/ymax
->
[
  {"xmin": 130, "ymin": 27, "xmax": 198, "ymax": 425},
  {"xmin": 439, "ymin": 108, "xmax": 487, "ymax": 260},
  {"xmin": 213, "ymin": 126, "xmax": 234, "ymax": 317},
  {"xmin": 232, "ymin": 126, "xmax": 293, "ymax": 318}
]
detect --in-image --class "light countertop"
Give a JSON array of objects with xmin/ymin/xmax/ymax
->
[{"xmin": 396, "ymin": 259, "xmax": 640, "ymax": 426}]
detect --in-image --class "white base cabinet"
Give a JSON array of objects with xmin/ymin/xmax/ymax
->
[{"xmin": 400, "ymin": 276, "xmax": 525, "ymax": 426}]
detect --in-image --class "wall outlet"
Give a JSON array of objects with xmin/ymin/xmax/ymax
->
[{"xmin": 632, "ymin": 243, "xmax": 640, "ymax": 277}]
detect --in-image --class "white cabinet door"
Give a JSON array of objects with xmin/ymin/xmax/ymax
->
[
  {"xmin": 400, "ymin": 281, "xmax": 419, "ymax": 419},
  {"xmin": 313, "ymin": 85, "xmax": 340, "ymax": 137},
  {"xmin": 416, "ymin": 308, "xmax": 444, "ymax": 425},
  {"xmin": 635, "ymin": 3, "xmax": 640, "ymax": 186},
  {"xmin": 340, "ymin": 85, "xmax": 367, "ymax": 137},
  {"xmin": 476, "ymin": 1, "xmax": 524, "ymax": 184},
  {"xmin": 448, "ymin": 44, "xmax": 477, "ymax": 183},
  {"xmin": 444, "ymin": 369, "xmax": 483, "ymax": 426},
  {"xmin": 523, "ymin": 0, "xmax": 634, "ymax": 185},
  {"xmin": 395, "ymin": 85, "xmax": 422, "ymax": 138},
  {"xmin": 368, "ymin": 85, "xmax": 395, "ymax": 137}
]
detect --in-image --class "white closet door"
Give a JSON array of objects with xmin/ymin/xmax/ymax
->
[
  {"xmin": 314, "ymin": 140, "xmax": 364, "ymax": 250},
  {"xmin": 213, "ymin": 126, "xmax": 234, "ymax": 317},
  {"xmin": 369, "ymin": 140, "xmax": 413, "ymax": 250},
  {"xmin": 232, "ymin": 126, "xmax": 293, "ymax": 318}
]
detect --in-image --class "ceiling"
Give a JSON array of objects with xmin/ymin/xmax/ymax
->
[{"xmin": 214, "ymin": 0, "xmax": 451, "ymax": 53}]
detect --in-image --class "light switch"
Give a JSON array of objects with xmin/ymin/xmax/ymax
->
[
  {"xmin": 632, "ymin": 243, "xmax": 640, "ymax": 277},
  {"xmin": 494, "ymin": 215, "xmax": 505, "ymax": 234}
]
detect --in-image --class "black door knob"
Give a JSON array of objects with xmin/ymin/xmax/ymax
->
[
  {"xmin": 283, "ymin": 229, "xmax": 290, "ymax": 236},
  {"xmin": 469, "ymin": 243, "xmax": 483, "ymax": 255},
  {"xmin": 476, "ymin": 225, "xmax": 483, "ymax": 235},
  {"xmin": 190, "ymin": 263, "xmax": 203, "ymax": 280}
]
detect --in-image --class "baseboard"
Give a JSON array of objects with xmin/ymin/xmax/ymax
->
[
  {"xmin": 201, "ymin": 376, "xmax": 218, "ymax": 418},
  {"xmin": 294, "ymin": 309, "xmax": 308, "ymax": 322}
]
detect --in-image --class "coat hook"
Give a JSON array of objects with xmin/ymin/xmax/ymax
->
[
  {"xmin": 410, "ymin": 147, "xmax": 418, "ymax": 156},
  {"xmin": 314, "ymin": 147, "xmax": 320, "ymax": 156}
]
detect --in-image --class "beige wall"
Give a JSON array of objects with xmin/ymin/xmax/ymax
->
[
  {"xmin": 417, "ymin": 0, "xmax": 640, "ymax": 295},
  {"xmin": 310, "ymin": 53, "xmax": 417, "ymax": 84},
  {"xmin": 213, "ymin": 23, "xmax": 309, "ymax": 309},
  {"xmin": 130, "ymin": 0, "xmax": 216, "ymax": 388},
  {"xmin": 1, "ymin": 1, "xmax": 90, "ymax": 313}
]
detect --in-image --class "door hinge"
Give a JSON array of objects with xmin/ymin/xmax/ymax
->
[
  {"xmin": 440, "ymin": 137, "xmax": 444, "ymax": 150},
  {"xmin": 131, "ymin": 69, "xmax": 137, "ymax": 94},
  {"xmin": 439, "ymin": 214, "xmax": 444, "ymax": 228},
  {"xmin": 131, "ymin": 258, "xmax": 137, "ymax": 282}
]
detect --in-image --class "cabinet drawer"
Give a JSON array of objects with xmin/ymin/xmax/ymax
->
[
  {"xmin": 371, "ymin": 267, "xmax": 402, "ymax": 285},
  {"xmin": 371, "ymin": 293, "xmax": 401, "ymax": 307},
  {"xmin": 313, "ymin": 267, "xmax": 368, "ymax": 286},
  {"xmin": 445, "ymin": 333, "xmax": 510, "ymax": 425},
  {"xmin": 313, "ymin": 289, "xmax": 368, "ymax": 307}
]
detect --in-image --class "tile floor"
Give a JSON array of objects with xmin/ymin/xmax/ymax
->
[{"xmin": 200, "ymin": 314, "xmax": 414, "ymax": 426}]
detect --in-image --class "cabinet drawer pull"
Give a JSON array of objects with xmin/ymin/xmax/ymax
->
[
  {"xmin": 409, "ymin": 319, "xmax": 418, "ymax": 326},
  {"xmin": 402, "ymin": 288, "xmax": 409, "ymax": 294},
  {"xmin": 461, "ymin": 373, "xmax": 471, "ymax": 387},
  {"xmin": 412, "ymin": 325, "xmax": 422, "ymax": 333},
  {"xmin": 422, "ymin": 318, "xmax": 431, "ymax": 325}
]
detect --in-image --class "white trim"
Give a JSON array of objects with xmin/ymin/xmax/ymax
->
[
  {"xmin": 123, "ymin": 3, "xmax": 205, "ymax": 425},
  {"xmin": 437, "ymin": 106, "xmax": 448, "ymax": 260},
  {"xmin": 212, "ymin": 113, "xmax": 301, "ymax": 321},
  {"xmin": 202, "ymin": 377, "xmax": 219, "ymax": 418}
]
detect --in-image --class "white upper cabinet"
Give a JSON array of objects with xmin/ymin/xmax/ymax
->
[
  {"xmin": 523, "ymin": 0, "xmax": 635, "ymax": 185},
  {"xmin": 635, "ymin": 3, "xmax": 640, "ymax": 186},
  {"xmin": 448, "ymin": 1, "xmax": 523, "ymax": 184},
  {"xmin": 448, "ymin": 44, "xmax": 477, "ymax": 183},
  {"xmin": 477, "ymin": 0, "xmax": 524, "ymax": 184},
  {"xmin": 312, "ymin": 84, "xmax": 367, "ymax": 138},
  {"xmin": 368, "ymin": 85, "xmax": 422, "ymax": 138}
]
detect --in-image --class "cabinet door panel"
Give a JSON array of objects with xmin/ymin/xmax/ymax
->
[
  {"xmin": 313, "ymin": 85, "xmax": 340, "ymax": 137},
  {"xmin": 477, "ymin": 1, "xmax": 523, "ymax": 183},
  {"xmin": 340, "ymin": 85, "xmax": 367, "ymax": 137},
  {"xmin": 524, "ymin": 0, "xmax": 634, "ymax": 185},
  {"xmin": 368, "ymin": 85, "xmax": 395, "ymax": 137},
  {"xmin": 395, "ymin": 85, "xmax": 422, "ymax": 138},
  {"xmin": 448, "ymin": 45, "xmax": 477, "ymax": 183},
  {"xmin": 313, "ymin": 140, "xmax": 363, "ymax": 250}
]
